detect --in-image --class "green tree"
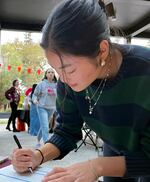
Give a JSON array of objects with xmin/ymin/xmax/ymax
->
[
  {"xmin": 24, "ymin": 32, "xmax": 33, "ymax": 44},
  {"xmin": 0, "ymin": 40, "xmax": 47, "ymax": 107}
]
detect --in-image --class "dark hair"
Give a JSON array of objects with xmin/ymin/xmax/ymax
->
[
  {"xmin": 41, "ymin": 0, "xmax": 110, "ymax": 58},
  {"xmin": 43, "ymin": 69, "xmax": 57, "ymax": 83},
  {"xmin": 31, "ymin": 84, "xmax": 37, "ymax": 98},
  {"xmin": 12, "ymin": 79, "xmax": 18, "ymax": 86}
]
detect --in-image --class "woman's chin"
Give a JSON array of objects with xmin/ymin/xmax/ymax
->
[{"xmin": 70, "ymin": 85, "xmax": 86, "ymax": 92}]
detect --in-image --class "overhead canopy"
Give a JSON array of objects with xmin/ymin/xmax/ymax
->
[{"xmin": 0, "ymin": 0, "xmax": 150, "ymax": 39}]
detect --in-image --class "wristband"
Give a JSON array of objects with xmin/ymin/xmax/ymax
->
[{"xmin": 36, "ymin": 149, "xmax": 44, "ymax": 165}]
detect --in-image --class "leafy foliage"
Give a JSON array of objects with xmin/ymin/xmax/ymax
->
[{"xmin": 0, "ymin": 33, "xmax": 47, "ymax": 106}]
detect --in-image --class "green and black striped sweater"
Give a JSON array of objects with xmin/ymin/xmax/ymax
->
[{"xmin": 47, "ymin": 45, "xmax": 150, "ymax": 178}]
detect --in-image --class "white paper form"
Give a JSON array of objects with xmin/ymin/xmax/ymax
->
[{"xmin": 0, "ymin": 165, "xmax": 52, "ymax": 182}]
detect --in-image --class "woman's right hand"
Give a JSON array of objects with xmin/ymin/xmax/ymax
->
[{"xmin": 11, "ymin": 148, "xmax": 40, "ymax": 173}]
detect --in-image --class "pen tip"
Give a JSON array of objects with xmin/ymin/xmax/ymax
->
[{"xmin": 29, "ymin": 167, "xmax": 33, "ymax": 173}]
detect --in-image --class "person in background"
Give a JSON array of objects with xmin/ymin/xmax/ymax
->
[
  {"xmin": 29, "ymin": 84, "xmax": 40, "ymax": 136},
  {"xmin": 5, "ymin": 79, "xmax": 20, "ymax": 132},
  {"xmin": 12, "ymin": 0, "xmax": 150, "ymax": 182},
  {"xmin": 22, "ymin": 87, "xmax": 32, "ymax": 131},
  {"xmin": 32, "ymin": 68, "xmax": 57, "ymax": 148}
]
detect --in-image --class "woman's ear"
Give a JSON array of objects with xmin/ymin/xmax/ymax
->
[{"xmin": 96, "ymin": 40, "xmax": 110, "ymax": 66}]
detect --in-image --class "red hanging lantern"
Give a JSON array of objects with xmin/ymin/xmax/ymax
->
[
  {"xmin": 0, "ymin": 63, "xmax": 2, "ymax": 67},
  {"xmin": 37, "ymin": 69, "xmax": 42, "ymax": 75},
  {"xmin": 8, "ymin": 65, "xmax": 11, "ymax": 71},
  {"xmin": 17, "ymin": 66, "xmax": 22, "ymax": 72},
  {"xmin": 27, "ymin": 68, "xmax": 31, "ymax": 74}
]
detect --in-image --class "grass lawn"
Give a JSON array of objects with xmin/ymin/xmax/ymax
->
[{"xmin": 0, "ymin": 119, "xmax": 7, "ymax": 124}]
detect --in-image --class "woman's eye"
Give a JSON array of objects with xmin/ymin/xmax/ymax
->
[
  {"xmin": 66, "ymin": 69, "xmax": 76, "ymax": 74},
  {"xmin": 67, "ymin": 69, "xmax": 76, "ymax": 74}
]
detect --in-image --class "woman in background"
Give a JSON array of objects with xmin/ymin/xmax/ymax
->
[
  {"xmin": 5, "ymin": 79, "xmax": 20, "ymax": 132},
  {"xmin": 32, "ymin": 68, "xmax": 57, "ymax": 147},
  {"xmin": 29, "ymin": 84, "xmax": 40, "ymax": 136}
]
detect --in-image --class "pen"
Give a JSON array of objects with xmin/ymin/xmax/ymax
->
[{"xmin": 13, "ymin": 135, "xmax": 33, "ymax": 173}]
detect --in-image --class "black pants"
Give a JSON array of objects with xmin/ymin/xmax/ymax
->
[
  {"xmin": 103, "ymin": 143, "xmax": 150, "ymax": 182},
  {"xmin": 7, "ymin": 102, "xmax": 18, "ymax": 130}
]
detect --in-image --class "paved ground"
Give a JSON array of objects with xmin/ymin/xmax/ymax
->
[{"xmin": 0, "ymin": 112, "xmax": 11, "ymax": 119}]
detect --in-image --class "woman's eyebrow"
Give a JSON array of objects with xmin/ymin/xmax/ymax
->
[{"xmin": 58, "ymin": 64, "xmax": 72, "ymax": 70}]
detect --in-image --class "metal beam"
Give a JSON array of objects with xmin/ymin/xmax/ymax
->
[
  {"xmin": 113, "ymin": 0, "xmax": 150, "ymax": 6},
  {"xmin": 135, "ymin": 31, "xmax": 150, "ymax": 39},
  {"xmin": 125, "ymin": 14, "xmax": 150, "ymax": 38},
  {"xmin": 1, "ymin": 21, "xmax": 43, "ymax": 32},
  {"xmin": 128, "ymin": 24, "xmax": 150, "ymax": 38}
]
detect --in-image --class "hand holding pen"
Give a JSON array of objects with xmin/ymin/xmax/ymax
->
[{"xmin": 13, "ymin": 135, "xmax": 33, "ymax": 173}]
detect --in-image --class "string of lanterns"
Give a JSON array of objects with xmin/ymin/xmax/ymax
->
[{"xmin": 0, "ymin": 63, "xmax": 43, "ymax": 75}]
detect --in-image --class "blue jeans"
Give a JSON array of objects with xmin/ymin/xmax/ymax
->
[
  {"xmin": 29, "ymin": 103, "xmax": 40, "ymax": 136},
  {"xmin": 37, "ymin": 106, "xmax": 54, "ymax": 143}
]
